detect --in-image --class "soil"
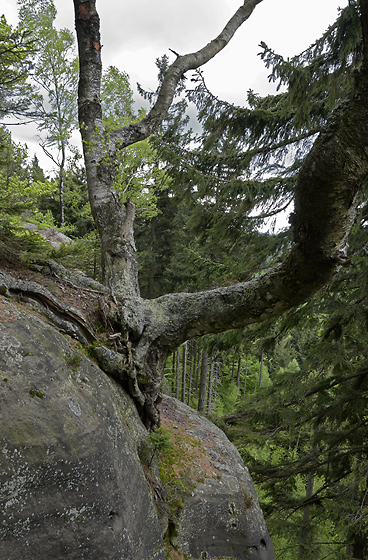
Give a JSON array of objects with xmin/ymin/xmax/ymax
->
[{"xmin": 0, "ymin": 258, "xmax": 102, "ymax": 329}]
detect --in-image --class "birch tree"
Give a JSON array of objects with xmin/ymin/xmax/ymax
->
[{"xmin": 19, "ymin": 0, "xmax": 78, "ymax": 224}]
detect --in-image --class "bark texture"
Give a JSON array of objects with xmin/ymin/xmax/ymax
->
[
  {"xmin": 73, "ymin": 0, "xmax": 368, "ymax": 428},
  {"xmin": 73, "ymin": 0, "xmax": 263, "ymax": 296},
  {"xmin": 73, "ymin": 0, "xmax": 140, "ymax": 296}
]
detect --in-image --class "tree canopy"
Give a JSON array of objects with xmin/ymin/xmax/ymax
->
[{"xmin": 0, "ymin": 13, "xmax": 35, "ymax": 120}]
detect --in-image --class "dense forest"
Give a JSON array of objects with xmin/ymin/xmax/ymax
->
[{"xmin": 1, "ymin": 0, "xmax": 368, "ymax": 558}]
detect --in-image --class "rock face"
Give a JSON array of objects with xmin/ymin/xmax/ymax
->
[
  {"xmin": 0, "ymin": 297, "xmax": 164, "ymax": 560},
  {"xmin": 23, "ymin": 222, "xmax": 73, "ymax": 249},
  {"xmin": 0, "ymin": 295, "xmax": 276, "ymax": 560},
  {"xmin": 160, "ymin": 396, "xmax": 275, "ymax": 560}
]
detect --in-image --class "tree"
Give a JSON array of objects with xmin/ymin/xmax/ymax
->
[
  {"xmin": 220, "ymin": 228, "xmax": 368, "ymax": 558},
  {"xmin": 197, "ymin": 351, "xmax": 208, "ymax": 413},
  {"xmin": 18, "ymin": 0, "xmax": 78, "ymax": 224},
  {"xmin": 0, "ymin": 128, "xmax": 56, "ymax": 263},
  {"xmin": 72, "ymin": 0, "xmax": 368, "ymax": 429},
  {"xmin": 0, "ymin": 14, "xmax": 35, "ymax": 121},
  {"xmin": 101, "ymin": 64, "xmax": 170, "ymax": 221}
]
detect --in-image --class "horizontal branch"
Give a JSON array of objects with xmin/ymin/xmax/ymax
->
[{"xmin": 135, "ymin": 65, "xmax": 368, "ymax": 355}]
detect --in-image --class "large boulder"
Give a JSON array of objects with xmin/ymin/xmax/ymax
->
[
  {"xmin": 0, "ymin": 297, "xmax": 164, "ymax": 560},
  {"xmin": 160, "ymin": 396, "xmax": 275, "ymax": 560},
  {"xmin": 0, "ymin": 294, "xmax": 275, "ymax": 559},
  {"xmin": 23, "ymin": 222, "xmax": 73, "ymax": 249}
]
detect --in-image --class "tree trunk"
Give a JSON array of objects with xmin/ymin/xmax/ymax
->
[
  {"xmin": 231, "ymin": 357, "xmax": 236, "ymax": 382},
  {"xmin": 213, "ymin": 362, "xmax": 219, "ymax": 402},
  {"xmin": 198, "ymin": 352, "xmax": 208, "ymax": 413},
  {"xmin": 352, "ymin": 533, "xmax": 368, "ymax": 560},
  {"xmin": 187, "ymin": 341, "xmax": 195, "ymax": 406},
  {"xmin": 181, "ymin": 342, "xmax": 187, "ymax": 403},
  {"xmin": 73, "ymin": 1, "xmax": 140, "ymax": 297},
  {"xmin": 195, "ymin": 350, "xmax": 201, "ymax": 394},
  {"xmin": 236, "ymin": 356, "xmax": 241, "ymax": 389},
  {"xmin": 297, "ymin": 470, "xmax": 315, "ymax": 560},
  {"xmin": 73, "ymin": 0, "xmax": 368, "ymax": 429},
  {"xmin": 243, "ymin": 355, "xmax": 248, "ymax": 396},
  {"xmin": 58, "ymin": 144, "xmax": 66, "ymax": 225},
  {"xmin": 73, "ymin": 0, "xmax": 262, "ymax": 296},
  {"xmin": 175, "ymin": 348, "xmax": 180, "ymax": 400},
  {"xmin": 171, "ymin": 349, "xmax": 176, "ymax": 394},
  {"xmin": 258, "ymin": 351, "xmax": 264, "ymax": 389},
  {"xmin": 207, "ymin": 360, "xmax": 214, "ymax": 413}
]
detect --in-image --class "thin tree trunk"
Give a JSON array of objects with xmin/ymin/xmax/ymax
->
[
  {"xmin": 181, "ymin": 342, "xmax": 187, "ymax": 403},
  {"xmin": 259, "ymin": 351, "xmax": 264, "ymax": 389},
  {"xmin": 297, "ymin": 470, "xmax": 315, "ymax": 560},
  {"xmin": 187, "ymin": 341, "xmax": 195, "ymax": 407},
  {"xmin": 207, "ymin": 360, "xmax": 214, "ymax": 413},
  {"xmin": 195, "ymin": 350, "xmax": 202, "ymax": 394},
  {"xmin": 175, "ymin": 347, "xmax": 180, "ymax": 400},
  {"xmin": 171, "ymin": 349, "xmax": 176, "ymax": 395},
  {"xmin": 243, "ymin": 355, "xmax": 248, "ymax": 396},
  {"xmin": 231, "ymin": 357, "xmax": 236, "ymax": 382},
  {"xmin": 213, "ymin": 362, "xmax": 219, "ymax": 402},
  {"xmin": 236, "ymin": 356, "xmax": 241, "ymax": 389},
  {"xmin": 198, "ymin": 352, "xmax": 208, "ymax": 413},
  {"xmin": 59, "ymin": 156, "xmax": 65, "ymax": 225}
]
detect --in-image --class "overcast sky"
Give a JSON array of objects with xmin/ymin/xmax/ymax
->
[{"xmin": 2, "ymin": 0, "xmax": 346, "ymax": 170}]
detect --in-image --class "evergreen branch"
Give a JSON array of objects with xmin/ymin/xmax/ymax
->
[{"xmin": 253, "ymin": 444, "xmax": 368, "ymax": 481}]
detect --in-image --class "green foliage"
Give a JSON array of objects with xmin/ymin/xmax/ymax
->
[
  {"xmin": 213, "ymin": 381, "xmax": 240, "ymax": 417},
  {"xmin": 101, "ymin": 65, "xmax": 135, "ymax": 129},
  {"xmin": 17, "ymin": 0, "xmax": 78, "ymax": 142},
  {"xmin": 17, "ymin": 0, "xmax": 79, "ymax": 223},
  {"xmin": 157, "ymin": 428, "xmax": 205, "ymax": 516},
  {"xmin": 150, "ymin": 3, "xmax": 364, "ymax": 304},
  {"xmin": 0, "ymin": 127, "xmax": 57, "ymax": 262},
  {"xmin": 220, "ymin": 236, "xmax": 368, "ymax": 557},
  {"xmin": 0, "ymin": 14, "xmax": 35, "ymax": 119},
  {"xmin": 147, "ymin": 427, "xmax": 173, "ymax": 466},
  {"xmin": 155, "ymin": 6, "xmax": 368, "ymax": 555},
  {"xmin": 101, "ymin": 65, "xmax": 171, "ymax": 220}
]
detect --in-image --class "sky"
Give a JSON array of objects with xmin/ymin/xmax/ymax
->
[{"xmin": 2, "ymin": 0, "xmax": 346, "ymax": 171}]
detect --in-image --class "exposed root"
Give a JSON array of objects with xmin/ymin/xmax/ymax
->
[{"xmin": 0, "ymin": 271, "xmax": 95, "ymax": 344}]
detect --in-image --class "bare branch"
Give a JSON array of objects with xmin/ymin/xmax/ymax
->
[{"xmin": 109, "ymin": 0, "xmax": 264, "ymax": 152}]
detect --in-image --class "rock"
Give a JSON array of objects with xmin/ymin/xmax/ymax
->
[
  {"xmin": 160, "ymin": 396, "xmax": 276, "ymax": 560},
  {"xmin": 23, "ymin": 222, "xmax": 73, "ymax": 249},
  {"xmin": 0, "ymin": 294, "xmax": 276, "ymax": 559},
  {"xmin": 0, "ymin": 297, "xmax": 164, "ymax": 560}
]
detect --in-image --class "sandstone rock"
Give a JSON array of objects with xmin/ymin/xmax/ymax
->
[
  {"xmin": 0, "ymin": 294, "xmax": 276, "ymax": 559},
  {"xmin": 23, "ymin": 222, "xmax": 73, "ymax": 249},
  {"xmin": 0, "ymin": 297, "xmax": 164, "ymax": 560},
  {"xmin": 160, "ymin": 396, "xmax": 276, "ymax": 560}
]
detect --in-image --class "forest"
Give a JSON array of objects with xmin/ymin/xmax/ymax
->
[{"xmin": 1, "ymin": 0, "xmax": 368, "ymax": 558}]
